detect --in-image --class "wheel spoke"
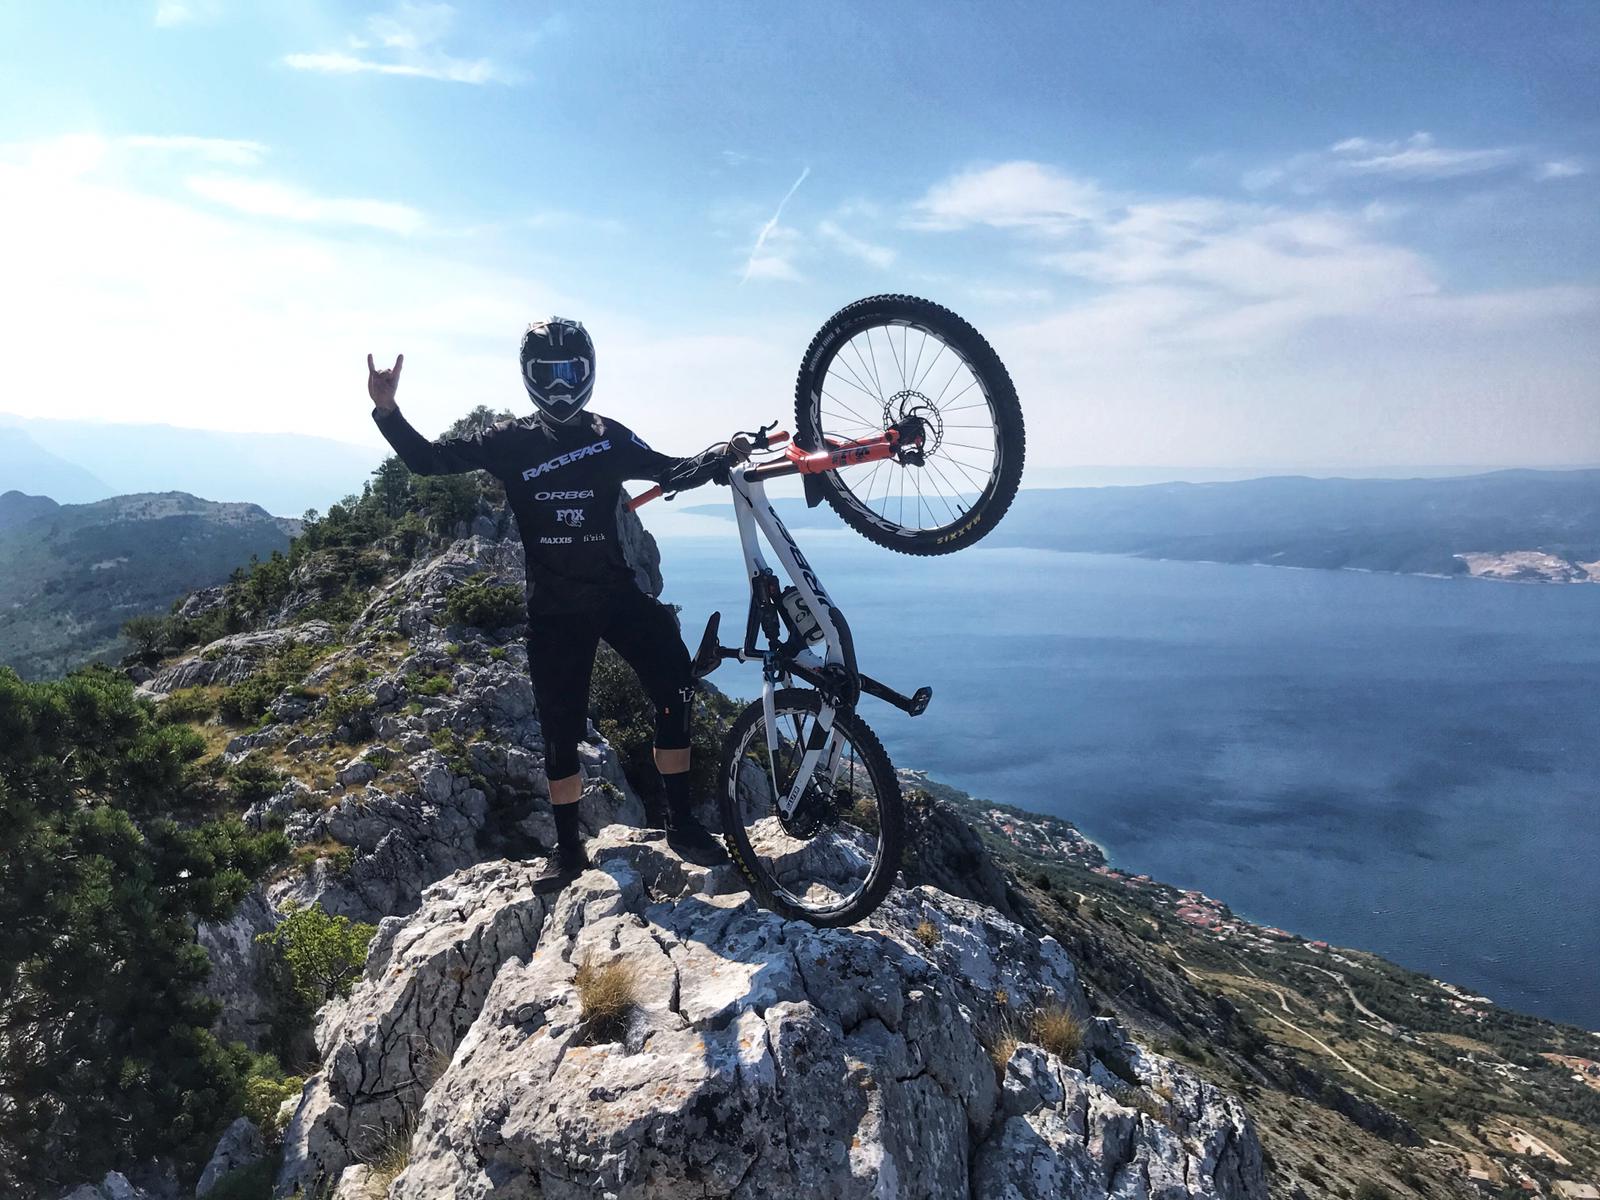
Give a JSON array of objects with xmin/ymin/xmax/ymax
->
[
  {"xmin": 820, "ymin": 387, "xmax": 879, "ymax": 430},
  {"xmin": 830, "ymin": 351, "xmax": 883, "ymax": 408},
  {"xmin": 935, "ymin": 450, "xmax": 992, "ymax": 493},
  {"xmin": 824, "ymin": 365, "xmax": 884, "ymax": 406},
  {"xmin": 849, "ymin": 337, "xmax": 885, "ymax": 404}
]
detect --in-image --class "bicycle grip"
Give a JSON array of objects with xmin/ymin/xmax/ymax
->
[{"xmin": 627, "ymin": 485, "xmax": 663, "ymax": 511}]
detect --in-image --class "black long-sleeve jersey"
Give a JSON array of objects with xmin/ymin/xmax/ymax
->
[{"xmin": 373, "ymin": 407, "xmax": 724, "ymax": 613}]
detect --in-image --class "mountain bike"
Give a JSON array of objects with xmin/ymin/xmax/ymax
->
[{"xmin": 630, "ymin": 295, "xmax": 1025, "ymax": 925}]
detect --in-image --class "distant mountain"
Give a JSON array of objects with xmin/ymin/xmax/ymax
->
[
  {"xmin": 0, "ymin": 426, "xmax": 110, "ymax": 503},
  {"xmin": 689, "ymin": 468, "xmax": 1600, "ymax": 581},
  {"xmin": 0, "ymin": 490, "xmax": 299, "ymax": 679},
  {"xmin": 0, "ymin": 489, "xmax": 60, "ymax": 531},
  {"xmin": 0, "ymin": 414, "xmax": 379, "ymax": 516}
]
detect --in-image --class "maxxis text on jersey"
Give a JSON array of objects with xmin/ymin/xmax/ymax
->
[{"xmin": 794, "ymin": 294, "xmax": 1026, "ymax": 556}]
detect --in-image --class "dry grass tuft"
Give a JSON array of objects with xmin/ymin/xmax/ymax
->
[
  {"xmin": 913, "ymin": 920, "xmax": 940, "ymax": 948},
  {"xmin": 1030, "ymin": 1004, "xmax": 1084, "ymax": 1060},
  {"xmin": 574, "ymin": 954, "xmax": 639, "ymax": 1043},
  {"xmin": 987, "ymin": 1026, "xmax": 1020, "ymax": 1081},
  {"xmin": 357, "ymin": 1116, "xmax": 415, "ymax": 1197}
]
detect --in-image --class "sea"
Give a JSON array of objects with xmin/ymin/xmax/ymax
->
[{"xmin": 644, "ymin": 512, "xmax": 1600, "ymax": 1031}]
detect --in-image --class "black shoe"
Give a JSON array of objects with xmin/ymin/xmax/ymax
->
[
  {"xmin": 532, "ymin": 843, "xmax": 590, "ymax": 894},
  {"xmin": 665, "ymin": 809, "xmax": 729, "ymax": 866}
]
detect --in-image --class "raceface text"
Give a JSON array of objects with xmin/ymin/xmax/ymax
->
[{"xmin": 521, "ymin": 440, "xmax": 612, "ymax": 481}]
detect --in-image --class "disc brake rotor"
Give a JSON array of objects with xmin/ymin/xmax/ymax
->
[
  {"xmin": 777, "ymin": 780, "xmax": 845, "ymax": 839},
  {"xmin": 885, "ymin": 389, "xmax": 944, "ymax": 463}
]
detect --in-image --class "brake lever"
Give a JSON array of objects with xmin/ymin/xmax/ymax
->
[{"xmin": 733, "ymin": 420, "xmax": 789, "ymax": 453}]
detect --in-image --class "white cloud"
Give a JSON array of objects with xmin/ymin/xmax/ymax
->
[
  {"xmin": 284, "ymin": 3, "xmax": 512, "ymax": 85},
  {"xmin": 908, "ymin": 161, "xmax": 1106, "ymax": 234},
  {"xmin": 1536, "ymin": 159, "xmax": 1584, "ymax": 180},
  {"xmin": 123, "ymin": 135, "xmax": 267, "ymax": 167},
  {"xmin": 817, "ymin": 219, "xmax": 894, "ymax": 268},
  {"xmin": 154, "ymin": 0, "xmax": 223, "ymax": 28},
  {"xmin": 0, "ymin": 143, "xmax": 804, "ymax": 464},
  {"xmin": 282, "ymin": 50, "xmax": 500, "ymax": 84},
  {"xmin": 0, "ymin": 132, "xmax": 268, "ymax": 177},
  {"xmin": 186, "ymin": 174, "xmax": 425, "ymax": 234},
  {"xmin": 743, "ymin": 226, "xmax": 805, "ymax": 282},
  {"xmin": 521, "ymin": 211, "xmax": 627, "ymax": 236},
  {"xmin": 908, "ymin": 159, "xmax": 1600, "ymax": 466},
  {"xmin": 741, "ymin": 167, "xmax": 810, "ymax": 285},
  {"xmin": 1245, "ymin": 132, "xmax": 1565, "ymax": 192}
]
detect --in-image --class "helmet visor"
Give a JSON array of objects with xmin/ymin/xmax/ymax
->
[{"xmin": 526, "ymin": 357, "xmax": 591, "ymax": 391}]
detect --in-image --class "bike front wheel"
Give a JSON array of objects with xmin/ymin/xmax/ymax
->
[
  {"xmin": 794, "ymin": 294, "xmax": 1025, "ymax": 555},
  {"xmin": 717, "ymin": 688, "xmax": 904, "ymax": 926}
]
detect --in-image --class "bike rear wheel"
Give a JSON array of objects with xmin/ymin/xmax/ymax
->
[
  {"xmin": 794, "ymin": 294, "xmax": 1025, "ymax": 555},
  {"xmin": 717, "ymin": 688, "xmax": 903, "ymax": 926}
]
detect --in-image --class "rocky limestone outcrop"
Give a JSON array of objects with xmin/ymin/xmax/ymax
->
[
  {"xmin": 154, "ymin": 518, "xmax": 1262, "ymax": 1199},
  {"xmin": 273, "ymin": 826, "xmax": 1266, "ymax": 1200},
  {"xmin": 139, "ymin": 621, "xmax": 339, "ymax": 695}
]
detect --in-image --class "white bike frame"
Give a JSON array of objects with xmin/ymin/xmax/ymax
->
[{"xmin": 725, "ymin": 465, "xmax": 853, "ymax": 820}]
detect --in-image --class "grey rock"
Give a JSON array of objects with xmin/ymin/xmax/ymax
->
[
  {"xmin": 336, "ymin": 757, "xmax": 377, "ymax": 788},
  {"xmin": 196, "ymin": 1117, "xmax": 264, "ymax": 1196},
  {"xmin": 175, "ymin": 585, "xmax": 227, "ymax": 620},
  {"xmin": 196, "ymin": 888, "xmax": 278, "ymax": 1049},
  {"xmin": 143, "ymin": 621, "xmax": 336, "ymax": 695},
  {"xmin": 276, "ymin": 860, "xmax": 551, "ymax": 1197},
  {"xmin": 263, "ymin": 826, "xmax": 1265, "ymax": 1200}
]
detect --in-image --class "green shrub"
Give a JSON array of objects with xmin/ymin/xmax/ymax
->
[
  {"xmin": 238, "ymin": 1054, "xmax": 303, "ymax": 1133},
  {"xmin": 444, "ymin": 575, "xmax": 524, "ymax": 630},
  {"xmin": 158, "ymin": 687, "xmax": 217, "ymax": 725},
  {"xmin": 225, "ymin": 756, "xmax": 286, "ymax": 806},
  {"xmin": 0, "ymin": 665, "xmax": 289, "ymax": 1191},
  {"xmin": 413, "ymin": 672, "xmax": 453, "ymax": 696},
  {"xmin": 256, "ymin": 901, "xmax": 377, "ymax": 1009},
  {"xmin": 323, "ymin": 689, "xmax": 376, "ymax": 742},
  {"xmin": 121, "ymin": 612, "xmax": 171, "ymax": 661}
]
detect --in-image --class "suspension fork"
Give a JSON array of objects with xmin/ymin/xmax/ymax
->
[{"xmin": 764, "ymin": 658, "xmax": 845, "ymax": 819}]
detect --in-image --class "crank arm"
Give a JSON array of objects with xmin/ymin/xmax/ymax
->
[{"xmin": 785, "ymin": 660, "xmax": 932, "ymax": 718}]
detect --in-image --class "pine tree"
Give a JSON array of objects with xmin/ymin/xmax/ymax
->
[{"xmin": 0, "ymin": 665, "xmax": 288, "ymax": 1193}]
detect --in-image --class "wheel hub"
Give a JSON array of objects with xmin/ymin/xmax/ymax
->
[
  {"xmin": 778, "ymin": 782, "xmax": 843, "ymax": 839},
  {"xmin": 886, "ymin": 389, "xmax": 943, "ymax": 463}
]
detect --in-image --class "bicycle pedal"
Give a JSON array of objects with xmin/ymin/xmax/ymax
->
[
  {"xmin": 909, "ymin": 686, "xmax": 932, "ymax": 717},
  {"xmin": 692, "ymin": 611, "xmax": 722, "ymax": 678}
]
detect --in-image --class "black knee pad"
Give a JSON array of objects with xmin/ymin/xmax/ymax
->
[
  {"xmin": 653, "ymin": 683, "xmax": 695, "ymax": 751},
  {"xmin": 545, "ymin": 740, "xmax": 581, "ymax": 780}
]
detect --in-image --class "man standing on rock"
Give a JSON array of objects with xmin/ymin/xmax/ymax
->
[{"xmin": 365, "ymin": 318, "xmax": 743, "ymax": 892}]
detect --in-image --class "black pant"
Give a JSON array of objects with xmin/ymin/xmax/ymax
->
[{"xmin": 526, "ymin": 588, "xmax": 694, "ymax": 780}]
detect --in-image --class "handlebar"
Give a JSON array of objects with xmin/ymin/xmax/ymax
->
[{"xmin": 626, "ymin": 422, "xmax": 790, "ymax": 511}]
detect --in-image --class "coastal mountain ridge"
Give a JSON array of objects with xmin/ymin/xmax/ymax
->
[
  {"xmin": 20, "ymin": 442, "xmax": 1599, "ymax": 1198},
  {"xmin": 0, "ymin": 489, "xmax": 298, "ymax": 680},
  {"xmin": 690, "ymin": 467, "xmax": 1600, "ymax": 582},
  {"xmin": 0, "ymin": 414, "xmax": 378, "ymax": 516}
]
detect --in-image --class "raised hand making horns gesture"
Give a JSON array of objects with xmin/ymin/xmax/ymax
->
[{"xmin": 367, "ymin": 352, "xmax": 404, "ymax": 412}]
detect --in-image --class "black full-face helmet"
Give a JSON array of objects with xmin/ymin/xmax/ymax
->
[{"xmin": 519, "ymin": 317, "xmax": 594, "ymax": 424}]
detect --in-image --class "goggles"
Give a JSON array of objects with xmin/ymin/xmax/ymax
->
[{"xmin": 525, "ymin": 357, "xmax": 591, "ymax": 390}]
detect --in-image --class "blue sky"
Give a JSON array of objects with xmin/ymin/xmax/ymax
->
[{"xmin": 0, "ymin": 1, "xmax": 1596, "ymax": 475}]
